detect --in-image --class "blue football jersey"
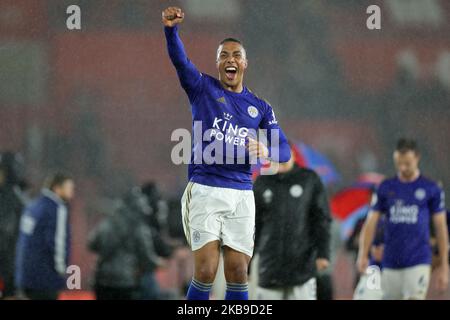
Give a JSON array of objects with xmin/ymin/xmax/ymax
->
[{"xmin": 371, "ymin": 175, "xmax": 445, "ymax": 269}]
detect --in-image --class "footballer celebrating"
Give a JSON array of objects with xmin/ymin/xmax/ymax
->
[
  {"xmin": 162, "ymin": 7, "xmax": 291, "ymax": 300},
  {"xmin": 357, "ymin": 139, "xmax": 448, "ymax": 299}
]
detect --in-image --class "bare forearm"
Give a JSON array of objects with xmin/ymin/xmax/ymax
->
[
  {"xmin": 359, "ymin": 226, "xmax": 373, "ymax": 258},
  {"xmin": 358, "ymin": 215, "xmax": 378, "ymax": 258},
  {"xmin": 436, "ymin": 223, "xmax": 449, "ymax": 266}
]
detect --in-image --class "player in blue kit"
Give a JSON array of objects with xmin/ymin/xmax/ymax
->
[
  {"xmin": 162, "ymin": 7, "xmax": 291, "ymax": 300},
  {"xmin": 357, "ymin": 139, "xmax": 448, "ymax": 299}
]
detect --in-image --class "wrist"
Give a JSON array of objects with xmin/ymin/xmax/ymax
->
[
  {"xmin": 357, "ymin": 251, "xmax": 368, "ymax": 261},
  {"xmin": 164, "ymin": 25, "xmax": 178, "ymax": 31}
]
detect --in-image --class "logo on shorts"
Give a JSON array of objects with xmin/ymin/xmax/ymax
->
[
  {"xmin": 415, "ymin": 188, "xmax": 426, "ymax": 201},
  {"xmin": 418, "ymin": 275, "xmax": 425, "ymax": 285},
  {"xmin": 248, "ymin": 106, "xmax": 259, "ymax": 118},
  {"xmin": 193, "ymin": 231, "xmax": 201, "ymax": 243},
  {"xmin": 290, "ymin": 185, "xmax": 303, "ymax": 198},
  {"xmin": 366, "ymin": 266, "xmax": 381, "ymax": 290}
]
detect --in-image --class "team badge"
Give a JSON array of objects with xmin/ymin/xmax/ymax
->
[
  {"xmin": 415, "ymin": 188, "xmax": 426, "ymax": 201},
  {"xmin": 248, "ymin": 106, "xmax": 259, "ymax": 118},
  {"xmin": 290, "ymin": 185, "xmax": 303, "ymax": 198},
  {"xmin": 193, "ymin": 231, "xmax": 201, "ymax": 243}
]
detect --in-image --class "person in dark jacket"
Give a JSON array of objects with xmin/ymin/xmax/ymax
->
[
  {"xmin": 141, "ymin": 182, "xmax": 173, "ymax": 258},
  {"xmin": 253, "ymin": 147, "xmax": 331, "ymax": 300},
  {"xmin": 89, "ymin": 187, "xmax": 161, "ymax": 300},
  {"xmin": 15, "ymin": 172, "xmax": 74, "ymax": 300},
  {"xmin": 0, "ymin": 153, "xmax": 28, "ymax": 299},
  {"xmin": 139, "ymin": 182, "xmax": 173, "ymax": 300}
]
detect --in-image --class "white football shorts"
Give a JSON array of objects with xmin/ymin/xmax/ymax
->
[
  {"xmin": 353, "ymin": 266, "xmax": 383, "ymax": 300},
  {"xmin": 181, "ymin": 182, "xmax": 255, "ymax": 257},
  {"xmin": 381, "ymin": 264, "xmax": 431, "ymax": 300}
]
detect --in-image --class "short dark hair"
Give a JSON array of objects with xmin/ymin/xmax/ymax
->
[
  {"xmin": 396, "ymin": 138, "xmax": 419, "ymax": 154},
  {"xmin": 220, "ymin": 38, "xmax": 243, "ymax": 46},
  {"xmin": 44, "ymin": 172, "xmax": 73, "ymax": 191}
]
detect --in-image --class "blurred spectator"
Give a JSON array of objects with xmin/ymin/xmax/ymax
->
[
  {"xmin": 0, "ymin": 152, "xmax": 28, "ymax": 299},
  {"xmin": 141, "ymin": 182, "xmax": 164, "ymax": 233},
  {"xmin": 88, "ymin": 187, "xmax": 162, "ymax": 300},
  {"xmin": 166, "ymin": 197, "xmax": 186, "ymax": 241},
  {"xmin": 139, "ymin": 182, "xmax": 174, "ymax": 299},
  {"xmin": 15, "ymin": 172, "xmax": 74, "ymax": 300}
]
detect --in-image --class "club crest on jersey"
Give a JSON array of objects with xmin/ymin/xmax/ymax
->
[
  {"xmin": 415, "ymin": 188, "xmax": 426, "ymax": 201},
  {"xmin": 290, "ymin": 184, "xmax": 303, "ymax": 198},
  {"xmin": 247, "ymin": 106, "xmax": 259, "ymax": 118}
]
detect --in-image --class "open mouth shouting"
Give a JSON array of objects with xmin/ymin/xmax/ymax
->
[{"xmin": 225, "ymin": 66, "xmax": 238, "ymax": 81}]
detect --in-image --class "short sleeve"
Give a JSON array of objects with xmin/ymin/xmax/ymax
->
[
  {"xmin": 371, "ymin": 184, "xmax": 387, "ymax": 214},
  {"xmin": 429, "ymin": 185, "xmax": 445, "ymax": 215}
]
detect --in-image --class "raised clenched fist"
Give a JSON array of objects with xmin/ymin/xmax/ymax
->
[{"xmin": 162, "ymin": 7, "xmax": 185, "ymax": 27}]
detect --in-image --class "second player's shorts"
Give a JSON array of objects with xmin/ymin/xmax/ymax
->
[
  {"xmin": 381, "ymin": 264, "xmax": 431, "ymax": 300},
  {"xmin": 181, "ymin": 182, "xmax": 255, "ymax": 257},
  {"xmin": 353, "ymin": 266, "xmax": 383, "ymax": 300}
]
